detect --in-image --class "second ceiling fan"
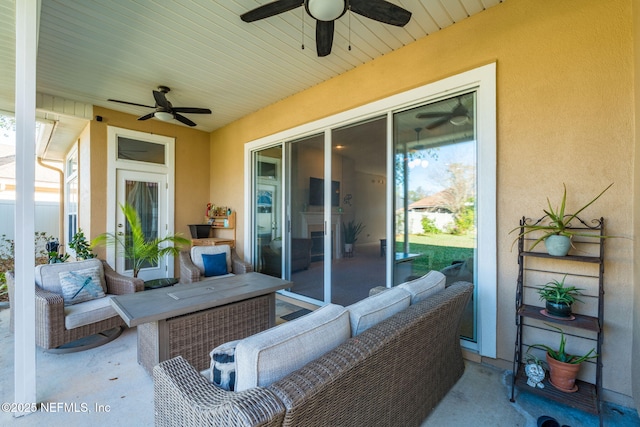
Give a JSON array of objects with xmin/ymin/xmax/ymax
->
[{"xmin": 241, "ymin": 0, "xmax": 412, "ymax": 57}]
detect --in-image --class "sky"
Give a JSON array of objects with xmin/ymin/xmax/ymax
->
[{"xmin": 405, "ymin": 139, "xmax": 476, "ymax": 194}]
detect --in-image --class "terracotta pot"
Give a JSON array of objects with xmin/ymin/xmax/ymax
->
[{"xmin": 546, "ymin": 353, "xmax": 581, "ymax": 392}]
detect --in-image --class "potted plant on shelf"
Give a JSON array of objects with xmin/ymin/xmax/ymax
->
[
  {"xmin": 92, "ymin": 203, "xmax": 190, "ymax": 278},
  {"xmin": 537, "ymin": 275, "xmax": 583, "ymax": 319},
  {"xmin": 342, "ymin": 220, "xmax": 365, "ymax": 255},
  {"xmin": 510, "ymin": 183, "xmax": 614, "ymax": 256},
  {"xmin": 527, "ymin": 324, "xmax": 597, "ymax": 393}
]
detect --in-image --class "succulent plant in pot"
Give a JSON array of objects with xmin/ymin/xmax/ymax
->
[
  {"xmin": 528, "ymin": 324, "xmax": 597, "ymax": 392},
  {"xmin": 537, "ymin": 275, "xmax": 583, "ymax": 319},
  {"xmin": 510, "ymin": 183, "xmax": 614, "ymax": 256}
]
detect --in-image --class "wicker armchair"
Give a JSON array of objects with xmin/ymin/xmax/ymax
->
[
  {"xmin": 179, "ymin": 244, "xmax": 253, "ymax": 284},
  {"xmin": 7, "ymin": 259, "xmax": 143, "ymax": 350}
]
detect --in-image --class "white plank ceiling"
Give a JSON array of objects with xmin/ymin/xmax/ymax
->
[{"xmin": 1, "ymin": 0, "xmax": 504, "ymax": 156}]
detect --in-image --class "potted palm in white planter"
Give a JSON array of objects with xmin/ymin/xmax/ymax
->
[{"xmin": 342, "ymin": 220, "xmax": 364, "ymax": 255}]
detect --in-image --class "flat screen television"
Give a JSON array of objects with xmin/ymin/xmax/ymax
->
[{"xmin": 309, "ymin": 177, "xmax": 340, "ymax": 207}]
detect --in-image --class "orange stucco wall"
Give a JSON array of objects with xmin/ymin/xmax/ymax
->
[
  {"xmin": 84, "ymin": 106, "xmax": 210, "ymax": 272},
  {"xmin": 209, "ymin": 0, "xmax": 636, "ymax": 403}
]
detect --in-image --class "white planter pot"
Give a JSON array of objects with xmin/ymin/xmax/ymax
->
[{"xmin": 544, "ymin": 235, "xmax": 571, "ymax": 256}]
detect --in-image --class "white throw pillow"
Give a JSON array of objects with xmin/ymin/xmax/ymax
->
[
  {"xmin": 35, "ymin": 258, "xmax": 106, "ymax": 295},
  {"xmin": 347, "ymin": 287, "xmax": 411, "ymax": 336},
  {"xmin": 58, "ymin": 266, "xmax": 106, "ymax": 306},
  {"xmin": 234, "ymin": 304, "xmax": 350, "ymax": 391},
  {"xmin": 398, "ymin": 270, "xmax": 446, "ymax": 304}
]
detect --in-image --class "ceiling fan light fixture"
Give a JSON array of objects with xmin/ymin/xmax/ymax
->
[
  {"xmin": 449, "ymin": 115, "xmax": 469, "ymax": 126},
  {"xmin": 154, "ymin": 111, "xmax": 174, "ymax": 122},
  {"xmin": 307, "ymin": 0, "xmax": 346, "ymax": 21}
]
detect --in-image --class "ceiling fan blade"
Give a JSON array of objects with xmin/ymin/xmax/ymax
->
[
  {"xmin": 108, "ymin": 99, "xmax": 155, "ymax": 109},
  {"xmin": 137, "ymin": 112, "xmax": 156, "ymax": 121},
  {"xmin": 416, "ymin": 111, "xmax": 453, "ymax": 119},
  {"xmin": 241, "ymin": 0, "xmax": 304, "ymax": 22},
  {"xmin": 174, "ymin": 113, "xmax": 197, "ymax": 127},
  {"xmin": 316, "ymin": 20, "xmax": 334, "ymax": 57},
  {"xmin": 426, "ymin": 117, "xmax": 450, "ymax": 130},
  {"xmin": 172, "ymin": 107, "xmax": 212, "ymax": 114},
  {"xmin": 350, "ymin": 0, "xmax": 411, "ymax": 27},
  {"xmin": 153, "ymin": 90, "xmax": 171, "ymax": 109}
]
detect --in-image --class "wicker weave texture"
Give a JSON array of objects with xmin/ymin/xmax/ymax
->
[
  {"xmin": 138, "ymin": 294, "xmax": 273, "ymax": 374},
  {"xmin": 179, "ymin": 249, "xmax": 253, "ymax": 284},
  {"xmin": 269, "ymin": 281, "xmax": 473, "ymax": 427},
  {"xmin": 7, "ymin": 264, "xmax": 139, "ymax": 350},
  {"xmin": 166, "ymin": 294, "xmax": 272, "ymax": 371},
  {"xmin": 154, "ymin": 356, "xmax": 285, "ymax": 427},
  {"xmin": 153, "ymin": 281, "xmax": 473, "ymax": 427}
]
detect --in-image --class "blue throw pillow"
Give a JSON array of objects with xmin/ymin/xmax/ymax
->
[{"xmin": 202, "ymin": 253, "xmax": 228, "ymax": 277}]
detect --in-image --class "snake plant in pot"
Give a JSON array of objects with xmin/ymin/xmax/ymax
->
[
  {"xmin": 527, "ymin": 324, "xmax": 597, "ymax": 392},
  {"xmin": 510, "ymin": 183, "xmax": 614, "ymax": 256}
]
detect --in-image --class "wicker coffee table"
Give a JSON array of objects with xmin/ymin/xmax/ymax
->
[{"xmin": 110, "ymin": 272, "xmax": 291, "ymax": 374}]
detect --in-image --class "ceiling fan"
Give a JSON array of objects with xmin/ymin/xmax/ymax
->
[
  {"xmin": 108, "ymin": 86, "xmax": 212, "ymax": 127},
  {"xmin": 240, "ymin": 0, "xmax": 412, "ymax": 57},
  {"xmin": 416, "ymin": 97, "xmax": 470, "ymax": 130}
]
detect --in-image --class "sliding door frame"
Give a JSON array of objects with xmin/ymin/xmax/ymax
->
[{"xmin": 244, "ymin": 63, "xmax": 496, "ymax": 357}]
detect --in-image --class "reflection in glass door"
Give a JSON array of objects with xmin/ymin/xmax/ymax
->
[
  {"xmin": 331, "ymin": 117, "xmax": 387, "ymax": 305},
  {"xmin": 394, "ymin": 92, "xmax": 478, "ymax": 342},
  {"xmin": 287, "ymin": 134, "xmax": 325, "ymax": 303},
  {"xmin": 253, "ymin": 147, "xmax": 283, "ymax": 279}
]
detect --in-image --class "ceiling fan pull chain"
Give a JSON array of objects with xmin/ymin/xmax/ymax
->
[{"xmin": 301, "ymin": 6, "xmax": 305, "ymax": 50}]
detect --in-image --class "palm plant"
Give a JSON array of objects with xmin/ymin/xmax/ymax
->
[
  {"xmin": 343, "ymin": 220, "xmax": 365, "ymax": 244},
  {"xmin": 92, "ymin": 203, "xmax": 189, "ymax": 278}
]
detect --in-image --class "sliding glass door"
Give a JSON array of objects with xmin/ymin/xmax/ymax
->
[
  {"xmin": 330, "ymin": 118, "xmax": 387, "ymax": 305},
  {"xmin": 247, "ymin": 65, "xmax": 495, "ymax": 354},
  {"xmin": 393, "ymin": 92, "xmax": 478, "ymax": 342}
]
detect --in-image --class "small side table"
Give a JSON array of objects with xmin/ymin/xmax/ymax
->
[{"xmin": 144, "ymin": 277, "xmax": 179, "ymax": 291}]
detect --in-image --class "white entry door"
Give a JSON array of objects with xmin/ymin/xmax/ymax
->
[{"xmin": 115, "ymin": 169, "xmax": 170, "ymax": 281}]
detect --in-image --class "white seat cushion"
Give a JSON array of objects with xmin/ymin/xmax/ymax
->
[
  {"xmin": 398, "ymin": 270, "xmax": 446, "ymax": 304},
  {"xmin": 347, "ymin": 286, "xmax": 411, "ymax": 336},
  {"xmin": 64, "ymin": 295, "xmax": 119, "ymax": 329},
  {"xmin": 234, "ymin": 304, "xmax": 350, "ymax": 391},
  {"xmin": 35, "ymin": 259, "xmax": 107, "ymax": 295},
  {"xmin": 190, "ymin": 245, "xmax": 232, "ymax": 275}
]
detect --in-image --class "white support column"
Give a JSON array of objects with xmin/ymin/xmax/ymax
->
[{"xmin": 14, "ymin": 0, "xmax": 39, "ymax": 415}]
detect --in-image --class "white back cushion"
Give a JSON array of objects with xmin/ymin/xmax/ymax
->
[
  {"xmin": 234, "ymin": 304, "xmax": 350, "ymax": 391},
  {"xmin": 347, "ymin": 286, "xmax": 411, "ymax": 336},
  {"xmin": 398, "ymin": 270, "xmax": 446, "ymax": 304},
  {"xmin": 35, "ymin": 259, "xmax": 106, "ymax": 295},
  {"xmin": 190, "ymin": 245, "xmax": 232, "ymax": 275}
]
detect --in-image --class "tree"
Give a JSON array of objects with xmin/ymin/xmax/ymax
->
[{"xmin": 441, "ymin": 163, "xmax": 475, "ymax": 216}]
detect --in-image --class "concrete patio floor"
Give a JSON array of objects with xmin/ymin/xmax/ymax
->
[{"xmin": 1, "ymin": 301, "xmax": 639, "ymax": 426}]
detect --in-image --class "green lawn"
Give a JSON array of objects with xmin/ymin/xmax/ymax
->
[{"xmin": 396, "ymin": 233, "xmax": 475, "ymax": 275}]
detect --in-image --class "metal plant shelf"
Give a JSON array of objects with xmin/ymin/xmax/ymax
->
[{"xmin": 511, "ymin": 216, "xmax": 604, "ymax": 426}]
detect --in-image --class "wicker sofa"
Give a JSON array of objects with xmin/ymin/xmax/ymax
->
[{"xmin": 154, "ymin": 280, "xmax": 473, "ymax": 427}]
